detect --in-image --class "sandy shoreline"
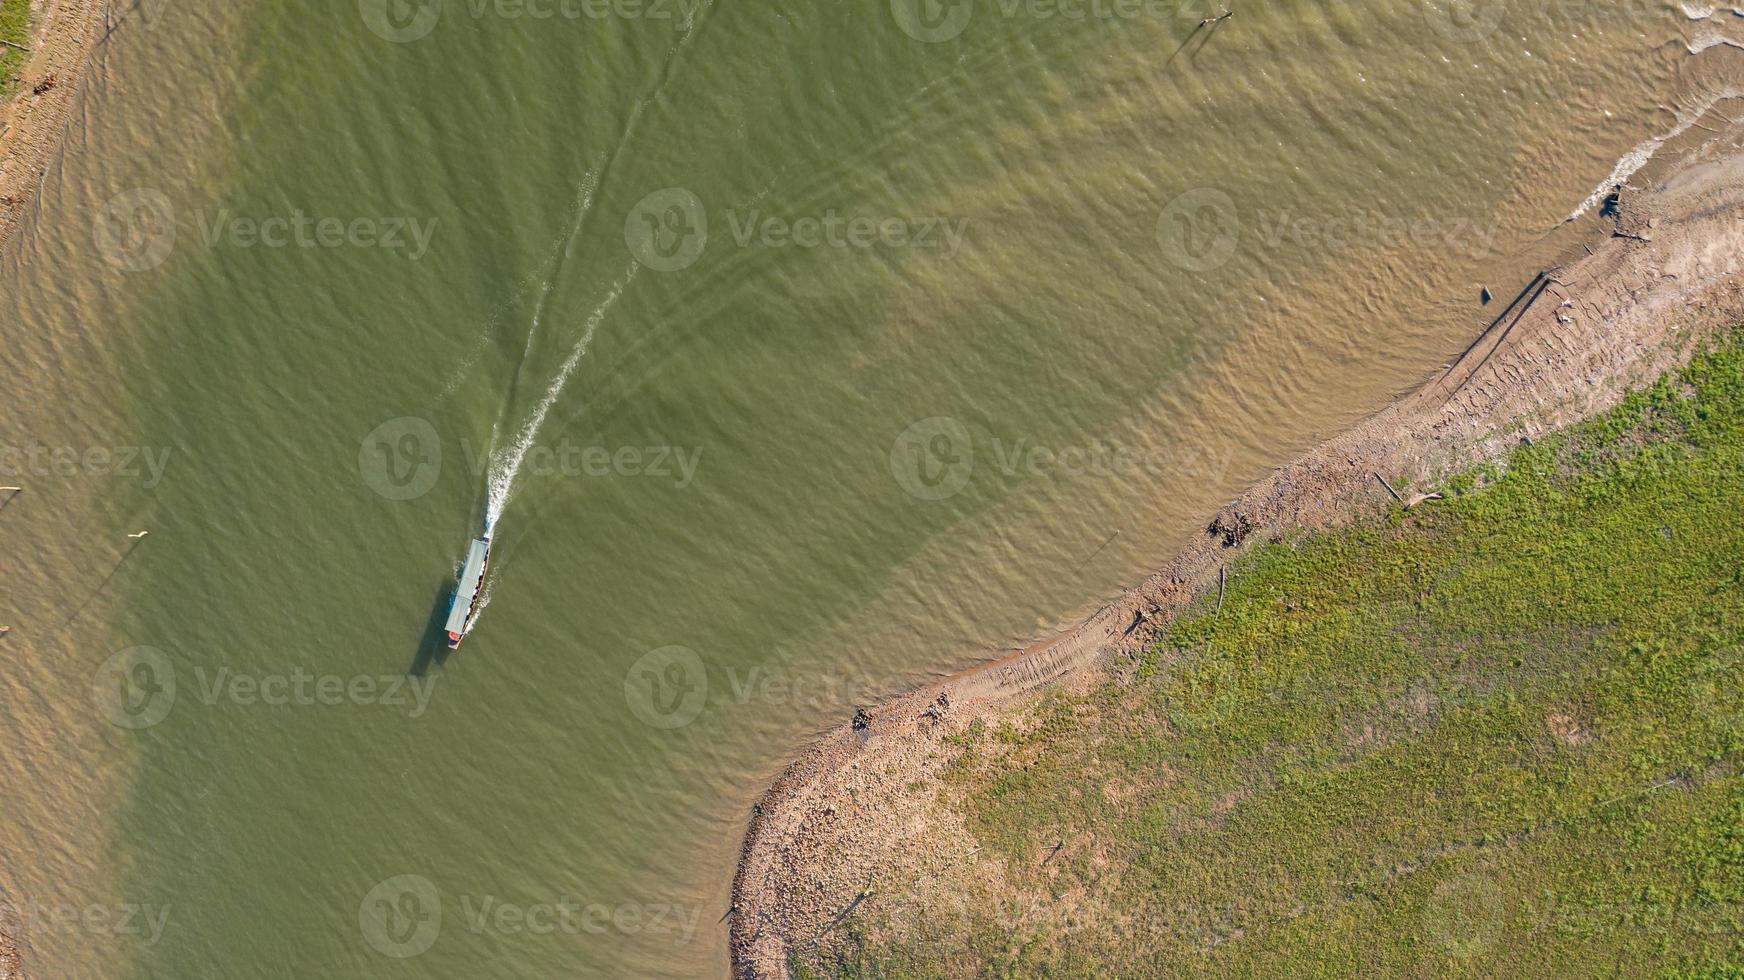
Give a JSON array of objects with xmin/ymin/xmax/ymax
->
[
  {"xmin": 0, "ymin": 0, "xmax": 102, "ymax": 250},
  {"xmin": 729, "ymin": 120, "xmax": 1744, "ymax": 977},
  {"xmin": 0, "ymin": 5, "xmax": 103, "ymax": 976}
]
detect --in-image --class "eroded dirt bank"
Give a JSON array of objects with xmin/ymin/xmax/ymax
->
[{"xmin": 729, "ymin": 122, "xmax": 1744, "ymax": 977}]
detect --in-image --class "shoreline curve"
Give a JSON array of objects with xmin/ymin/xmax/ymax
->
[{"xmin": 729, "ymin": 123, "xmax": 1744, "ymax": 978}]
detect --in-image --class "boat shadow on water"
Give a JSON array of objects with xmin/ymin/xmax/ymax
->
[{"xmin": 408, "ymin": 581, "xmax": 458, "ymax": 677}]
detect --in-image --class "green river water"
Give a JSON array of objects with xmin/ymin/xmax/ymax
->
[{"xmin": 0, "ymin": 0, "xmax": 1739, "ymax": 975}]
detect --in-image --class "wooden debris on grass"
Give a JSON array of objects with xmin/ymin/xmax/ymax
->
[{"xmin": 1208, "ymin": 511, "xmax": 1258, "ymax": 548}]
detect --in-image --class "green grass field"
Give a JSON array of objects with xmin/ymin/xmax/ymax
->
[
  {"xmin": 807, "ymin": 332, "xmax": 1744, "ymax": 978},
  {"xmin": 0, "ymin": 0, "xmax": 28, "ymax": 98}
]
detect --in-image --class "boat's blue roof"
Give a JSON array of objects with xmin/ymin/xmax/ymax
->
[{"xmin": 444, "ymin": 538, "xmax": 489, "ymax": 635}]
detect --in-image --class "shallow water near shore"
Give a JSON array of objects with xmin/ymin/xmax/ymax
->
[{"xmin": 0, "ymin": 0, "xmax": 1739, "ymax": 976}]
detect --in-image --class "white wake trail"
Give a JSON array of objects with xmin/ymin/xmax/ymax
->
[
  {"xmin": 439, "ymin": 176, "xmax": 599, "ymax": 411},
  {"xmin": 485, "ymin": 261, "xmax": 639, "ymax": 529},
  {"xmin": 520, "ymin": 173, "xmax": 598, "ymax": 363}
]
